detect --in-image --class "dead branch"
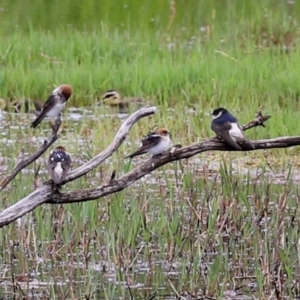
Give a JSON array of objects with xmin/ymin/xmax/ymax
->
[
  {"xmin": 2, "ymin": 134, "xmax": 300, "ymax": 228},
  {"xmin": 1, "ymin": 107, "xmax": 298, "ymax": 229},
  {"xmin": 0, "ymin": 114, "xmax": 62, "ymax": 191},
  {"xmin": 0, "ymin": 106, "xmax": 157, "ymax": 227},
  {"xmin": 47, "ymin": 135, "xmax": 300, "ymax": 205},
  {"xmin": 242, "ymin": 110, "xmax": 271, "ymax": 131},
  {"xmin": 63, "ymin": 106, "xmax": 158, "ymax": 183}
]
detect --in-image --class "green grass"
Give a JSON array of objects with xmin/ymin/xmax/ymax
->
[
  {"xmin": 1, "ymin": 24, "xmax": 300, "ymax": 145},
  {"xmin": 1, "ymin": 0, "xmax": 300, "ymax": 299}
]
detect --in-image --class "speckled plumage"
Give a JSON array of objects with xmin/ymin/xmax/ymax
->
[{"xmin": 47, "ymin": 146, "xmax": 72, "ymax": 185}]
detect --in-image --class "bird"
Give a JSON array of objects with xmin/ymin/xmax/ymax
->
[
  {"xmin": 211, "ymin": 107, "xmax": 255, "ymax": 150},
  {"xmin": 47, "ymin": 146, "xmax": 72, "ymax": 186},
  {"xmin": 126, "ymin": 128, "xmax": 171, "ymax": 158},
  {"xmin": 31, "ymin": 84, "xmax": 72, "ymax": 128},
  {"xmin": 99, "ymin": 89, "xmax": 144, "ymax": 113}
]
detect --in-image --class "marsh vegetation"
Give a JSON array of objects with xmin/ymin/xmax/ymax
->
[{"xmin": 1, "ymin": 0, "xmax": 300, "ymax": 299}]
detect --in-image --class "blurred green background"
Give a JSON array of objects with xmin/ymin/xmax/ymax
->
[{"xmin": 0, "ymin": 0, "xmax": 298, "ymax": 33}]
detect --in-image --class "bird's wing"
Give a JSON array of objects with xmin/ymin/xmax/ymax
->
[
  {"xmin": 211, "ymin": 122, "xmax": 242, "ymax": 150},
  {"xmin": 31, "ymin": 93, "xmax": 66, "ymax": 128},
  {"xmin": 42, "ymin": 94, "xmax": 64, "ymax": 113},
  {"xmin": 141, "ymin": 133, "xmax": 162, "ymax": 147},
  {"xmin": 61, "ymin": 156, "xmax": 72, "ymax": 181},
  {"xmin": 47, "ymin": 158, "xmax": 60, "ymax": 183},
  {"xmin": 231, "ymin": 123, "xmax": 255, "ymax": 149},
  {"xmin": 47, "ymin": 156, "xmax": 56, "ymax": 172},
  {"xmin": 126, "ymin": 133, "xmax": 161, "ymax": 158},
  {"xmin": 125, "ymin": 148, "xmax": 147, "ymax": 158},
  {"xmin": 30, "ymin": 94, "xmax": 58, "ymax": 127}
]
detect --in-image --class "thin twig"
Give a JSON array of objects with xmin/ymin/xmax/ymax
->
[
  {"xmin": 0, "ymin": 114, "xmax": 62, "ymax": 191},
  {"xmin": 0, "ymin": 109, "xmax": 288, "ymax": 229},
  {"xmin": 63, "ymin": 106, "xmax": 157, "ymax": 184},
  {"xmin": 0, "ymin": 107, "xmax": 157, "ymax": 227}
]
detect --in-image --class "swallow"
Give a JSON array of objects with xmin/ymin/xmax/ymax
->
[
  {"xmin": 211, "ymin": 107, "xmax": 255, "ymax": 150},
  {"xmin": 31, "ymin": 84, "xmax": 72, "ymax": 128},
  {"xmin": 126, "ymin": 128, "xmax": 171, "ymax": 158},
  {"xmin": 47, "ymin": 146, "xmax": 72, "ymax": 186},
  {"xmin": 99, "ymin": 89, "xmax": 144, "ymax": 113}
]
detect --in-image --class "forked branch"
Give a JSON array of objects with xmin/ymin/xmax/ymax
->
[
  {"xmin": 0, "ymin": 114, "xmax": 62, "ymax": 191},
  {"xmin": 48, "ymin": 135, "xmax": 300, "ymax": 205},
  {"xmin": 63, "ymin": 106, "xmax": 157, "ymax": 183},
  {"xmin": 1, "ymin": 107, "xmax": 298, "ymax": 229},
  {"xmin": 0, "ymin": 106, "xmax": 157, "ymax": 226},
  {"xmin": 242, "ymin": 109, "xmax": 271, "ymax": 131}
]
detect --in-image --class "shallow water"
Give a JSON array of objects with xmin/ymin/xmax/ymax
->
[
  {"xmin": 0, "ymin": 107, "xmax": 297, "ymax": 183},
  {"xmin": 0, "ymin": 108, "xmax": 299, "ymax": 299}
]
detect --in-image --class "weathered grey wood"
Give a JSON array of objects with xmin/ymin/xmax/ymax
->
[
  {"xmin": 0, "ymin": 186, "xmax": 53, "ymax": 224},
  {"xmin": 1, "ymin": 108, "xmax": 297, "ymax": 229},
  {"xmin": 63, "ymin": 106, "xmax": 157, "ymax": 183},
  {"xmin": 47, "ymin": 135, "xmax": 300, "ymax": 204},
  {"xmin": 0, "ymin": 114, "xmax": 62, "ymax": 191},
  {"xmin": 2, "ymin": 134, "xmax": 300, "ymax": 227},
  {"xmin": 0, "ymin": 106, "xmax": 157, "ymax": 227}
]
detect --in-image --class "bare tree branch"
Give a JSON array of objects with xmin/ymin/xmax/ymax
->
[
  {"xmin": 0, "ymin": 107, "xmax": 283, "ymax": 228},
  {"xmin": 0, "ymin": 106, "xmax": 157, "ymax": 227},
  {"xmin": 61, "ymin": 106, "xmax": 158, "ymax": 184},
  {"xmin": 242, "ymin": 110, "xmax": 271, "ymax": 131},
  {"xmin": 0, "ymin": 115, "xmax": 62, "ymax": 191},
  {"xmin": 48, "ymin": 135, "xmax": 300, "ymax": 205},
  {"xmin": 2, "ymin": 133, "xmax": 300, "ymax": 228}
]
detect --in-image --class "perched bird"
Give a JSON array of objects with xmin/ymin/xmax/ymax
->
[
  {"xmin": 31, "ymin": 84, "xmax": 72, "ymax": 128},
  {"xmin": 211, "ymin": 107, "xmax": 255, "ymax": 150},
  {"xmin": 99, "ymin": 90, "xmax": 143, "ymax": 113},
  {"xmin": 47, "ymin": 146, "xmax": 72, "ymax": 186},
  {"xmin": 126, "ymin": 128, "xmax": 171, "ymax": 159}
]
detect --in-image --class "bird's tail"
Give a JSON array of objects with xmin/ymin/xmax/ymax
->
[
  {"xmin": 125, "ymin": 149, "xmax": 146, "ymax": 159},
  {"xmin": 241, "ymin": 138, "xmax": 255, "ymax": 150},
  {"xmin": 30, "ymin": 117, "xmax": 41, "ymax": 128}
]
